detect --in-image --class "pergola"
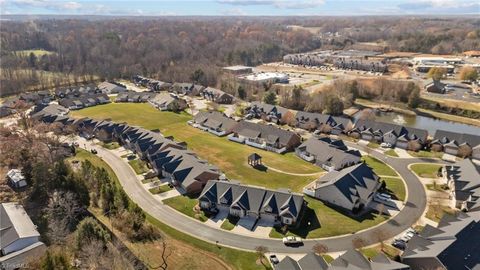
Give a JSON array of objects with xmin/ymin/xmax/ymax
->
[{"xmin": 248, "ymin": 153, "xmax": 262, "ymax": 167}]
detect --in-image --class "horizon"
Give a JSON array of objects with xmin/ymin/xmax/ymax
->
[{"xmin": 1, "ymin": 0, "xmax": 479, "ymax": 16}]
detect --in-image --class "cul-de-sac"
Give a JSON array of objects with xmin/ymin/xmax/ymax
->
[{"xmin": 1, "ymin": 10, "xmax": 480, "ymax": 270}]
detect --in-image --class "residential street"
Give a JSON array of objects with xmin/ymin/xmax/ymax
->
[{"xmin": 76, "ymin": 137, "xmax": 447, "ymax": 253}]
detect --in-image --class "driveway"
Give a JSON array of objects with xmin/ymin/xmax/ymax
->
[{"xmin": 73, "ymin": 136, "xmax": 447, "ymax": 253}]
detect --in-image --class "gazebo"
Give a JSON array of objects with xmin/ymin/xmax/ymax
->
[{"xmin": 248, "ymin": 153, "xmax": 262, "ymax": 167}]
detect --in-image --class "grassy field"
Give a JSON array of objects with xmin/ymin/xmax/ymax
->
[
  {"xmin": 128, "ymin": 159, "xmax": 149, "ymax": 175},
  {"xmin": 361, "ymin": 244, "xmax": 400, "ymax": 260},
  {"xmin": 417, "ymin": 108, "xmax": 480, "ymax": 127},
  {"xmin": 14, "ymin": 49, "xmax": 55, "ymax": 57},
  {"xmin": 422, "ymin": 96, "xmax": 480, "ymax": 113},
  {"xmin": 149, "ymin": 185, "xmax": 172, "ymax": 194},
  {"xmin": 410, "ymin": 164, "xmax": 442, "ymax": 178},
  {"xmin": 383, "ymin": 177, "xmax": 406, "ymax": 201},
  {"xmin": 70, "ymin": 103, "xmax": 321, "ymax": 192},
  {"xmin": 163, "ymin": 195, "xmax": 209, "ymax": 222},
  {"xmin": 384, "ymin": 149, "xmax": 399, "ymax": 157},
  {"xmin": 408, "ymin": 150, "xmax": 443, "ymax": 159},
  {"xmin": 73, "ymin": 149, "xmax": 267, "ymax": 270},
  {"xmin": 270, "ymin": 197, "xmax": 388, "ymax": 239},
  {"xmin": 362, "ymin": 156, "xmax": 398, "ymax": 177}
]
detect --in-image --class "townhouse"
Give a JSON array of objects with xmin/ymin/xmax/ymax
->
[
  {"xmin": 55, "ymin": 84, "xmax": 98, "ymax": 99},
  {"xmin": 228, "ymin": 120, "xmax": 301, "ymax": 153},
  {"xmin": 192, "ymin": 111, "xmax": 238, "ymax": 136},
  {"xmin": 115, "ymin": 91, "xmax": 155, "ymax": 103},
  {"xmin": 294, "ymin": 111, "xmax": 353, "ymax": 134},
  {"xmin": 431, "ymin": 130, "xmax": 480, "ymax": 160},
  {"xmin": 19, "ymin": 91, "xmax": 51, "ymax": 105},
  {"xmin": 401, "ymin": 211, "xmax": 480, "ymax": 270},
  {"xmin": 303, "ymin": 163, "xmax": 381, "ymax": 213},
  {"xmin": 246, "ymin": 102, "xmax": 290, "ymax": 124},
  {"xmin": 350, "ymin": 120, "xmax": 428, "ymax": 151},
  {"xmin": 441, "ymin": 159, "xmax": 480, "ymax": 211},
  {"xmin": 58, "ymin": 93, "xmax": 110, "ymax": 110},
  {"xmin": 276, "ymin": 250, "xmax": 409, "ymax": 270},
  {"xmin": 149, "ymin": 92, "xmax": 187, "ymax": 112},
  {"xmin": 200, "ymin": 87, "xmax": 234, "ymax": 104},
  {"xmin": 97, "ymin": 81, "xmax": 127, "ymax": 94},
  {"xmin": 171, "ymin": 82, "xmax": 205, "ymax": 96},
  {"xmin": 199, "ymin": 180, "xmax": 305, "ymax": 227},
  {"xmin": 295, "ymin": 137, "xmax": 361, "ymax": 171}
]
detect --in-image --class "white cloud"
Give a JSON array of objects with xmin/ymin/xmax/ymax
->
[
  {"xmin": 7, "ymin": 0, "xmax": 81, "ymax": 11},
  {"xmin": 63, "ymin": 1, "xmax": 81, "ymax": 10},
  {"xmin": 222, "ymin": 7, "xmax": 247, "ymax": 15},
  {"xmin": 217, "ymin": 0, "xmax": 325, "ymax": 9}
]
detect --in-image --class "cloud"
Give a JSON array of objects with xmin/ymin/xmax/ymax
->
[
  {"xmin": 398, "ymin": 0, "xmax": 479, "ymax": 10},
  {"xmin": 7, "ymin": 0, "xmax": 82, "ymax": 11},
  {"xmin": 217, "ymin": 0, "xmax": 325, "ymax": 9},
  {"xmin": 222, "ymin": 7, "xmax": 247, "ymax": 15}
]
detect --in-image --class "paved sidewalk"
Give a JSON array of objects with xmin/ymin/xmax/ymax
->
[{"xmin": 394, "ymin": 148, "xmax": 413, "ymax": 158}]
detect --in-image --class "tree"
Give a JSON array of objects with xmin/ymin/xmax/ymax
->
[
  {"xmin": 324, "ymin": 95, "xmax": 344, "ymax": 116},
  {"xmin": 40, "ymin": 250, "xmax": 72, "ymax": 270},
  {"xmin": 459, "ymin": 66, "xmax": 478, "ymax": 81},
  {"xmin": 358, "ymin": 109, "xmax": 375, "ymax": 121},
  {"xmin": 408, "ymin": 86, "xmax": 421, "ymax": 109},
  {"xmin": 255, "ymin": 246, "xmax": 269, "ymax": 266},
  {"xmin": 237, "ymin": 85, "xmax": 246, "ymax": 100},
  {"xmin": 427, "ymin": 67, "xmax": 447, "ymax": 81},
  {"xmin": 312, "ymin": 243, "xmax": 328, "ymax": 255},
  {"xmin": 281, "ymin": 110, "xmax": 296, "ymax": 126},
  {"xmin": 352, "ymin": 237, "xmax": 366, "ymax": 249},
  {"xmin": 75, "ymin": 217, "xmax": 111, "ymax": 250},
  {"xmin": 190, "ymin": 69, "xmax": 206, "ymax": 84},
  {"xmin": 28, "ymin": 52, "xmax": 37, "ymax": 68},
  {"xmin": 263, "ymin": 91, "xmax": 277, "ymax": 105}
]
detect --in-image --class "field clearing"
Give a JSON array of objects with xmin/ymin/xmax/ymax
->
[
  {"xmin": 422, "ymin": 95, "xmax": 480, "ymax": 113},
  {"xmin": 70, "ymin": 103, "xmax": 321, "ymax": 192},
  {"xmin": 14, "ymin": 49, "xmax": 55, "ymax": 57}
]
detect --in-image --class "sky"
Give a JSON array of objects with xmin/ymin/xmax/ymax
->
[{"xmin": 0, "ymin": 0, "xmax": 479, "ymax": 16}]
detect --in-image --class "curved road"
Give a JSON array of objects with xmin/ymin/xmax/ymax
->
[{"xmin": 79, "ymin": 137, "xmax": 446, "ymax": 253}]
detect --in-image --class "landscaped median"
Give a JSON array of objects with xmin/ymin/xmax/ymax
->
[{"xmin": 410, "ymin": 164, "xmax": 442, "ymax": 178}]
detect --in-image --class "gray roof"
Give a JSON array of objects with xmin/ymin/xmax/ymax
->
[
  {"xmin": 194, "ymin": 111, "xmax": 238, "ymax": 132},
  {"xmin": 249, "ymin": 101, "xmax": 289, "ymax": 118},
  {"xmin": 444, "ymin": 159, "xmax": 480, "ymax": 201},
  {"xmin": 97, "ymin": 81, "xmax": 127, "ymax": 94},
  {"xmin": 0, "ymin": 203, "xmax": 40, "ymax": 250},
  {"xmin": 297, "ymin": 137, "xmax": 361, "ymax": 168},
  {"xmin": 150, "ymin": 92, "xmax": 184, "ymax": 108},
  {"xmin": 433, "ymin": 129, "xmax": 480, "ymax": 147},
  {"xmin": 295, "ymin": 111, "xmax": 333, "ymax": 125},
  {"xmin": 275, "ymin": 256, "xmax": 301, "ymax": 270},
  {"xmin": 298, "ymin": 252, "xmax": 329, "ymax": 270},
  {"xmin": 329, "ymin": 249, "xmax": 372, "ymax": 270},
  {"xmin": 354, "ymin": 119, "xmax": 427, "ymax": 141},
  {"xmin": 233, "ymin": 120, "xmax": 300, "ymax": 147}
]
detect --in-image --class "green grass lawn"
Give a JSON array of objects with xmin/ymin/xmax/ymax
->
[
  {"xmin": 408, "ymin": 150, "xmax": 444, "ymax": 159},
  {"xmin": 163, "ymin": 195, "xmax": 209, "ymax": 222},
  {"xmin": 99, "ymin": 141, "xmax": 121, "ymax": 150},
  {"xmin": 70, "ymin": 103, "xmax": 321, "ymax": 192},
  {"xmin": 426, "ymin": 205, "xmax": 457, "ymax": 223},
  {"xmin": 220, "ymin": 217, "xmax": 239, "ymax": 231},
  {"xmin": 362, "ymin": 156, "xmax": 398, "ymax": 177},
  {"xmin": 69, "ymin": 149, "xmax": 119, "ymax": 183},
  {"xmin": 382, "ymin": 177, "xmax": 406, "ymax": 201},
  {"xmin": 367, "ymin": 142, "xmax": 380, "ymax": 149},
  {"xmin": 384, "ymin": 149, "xmax": 399, "ymax": 157},
  {"xmin": 269, "ymin": 197, "xmax": 388, "ymax": 239},
  {"xmin": 149, "ymin": 185, "xmax": 172, "ymax": 194},
  {"xmin": 361, "ymin": 244, "xmax": 400, "ymax": 260},
  {"xmin": 128, "ymin": 159, "xmax": 149, "ymax": 175},
  {"xmin": 410, "ymin": 164, "xmax": 442, "ymax": 178}
]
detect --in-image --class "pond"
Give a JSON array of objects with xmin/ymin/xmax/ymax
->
[{"xmin": 353, "ymin": 110, "xmax": 480, "ymax": 137}]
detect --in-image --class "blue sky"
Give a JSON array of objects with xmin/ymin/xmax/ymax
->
[{"xmin": 1, "ymin": 0, "xmax": 479, "ymax": 15}]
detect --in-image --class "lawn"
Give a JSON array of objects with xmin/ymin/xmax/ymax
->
[
  {"xmin": 70, "ymin": 103, "xmax": 321, "ymax": 192},
  {"xmin": 15, "ymin": 49, "xmax": 55, "ymax": 57},
  {"xmin": 68, "ymin": 149, "xmax": 119, "ymax": 183},
  {"xmin": 382, "ymin": 177, "xmax": 406, "ymax": 201},
  {"xmin": 269, "ymin": 197, "xmax": 389, "ymax": 239},
  {"xmin": 361, "ymin": 244, "xmax": 400, "ymax": 260},
  {"xmin": 410, "ymin": 164, "xmax": 442, "ymax": 178},
  {"xmin": 384, "ymin": 149, "xmax": 399, "ymax": 157},
  {"xmin": 426, "ymin": 204, "xmax": 457, "ymax": 223},
  {"xmin": 220, "ymin": 216, "xmax": 239, "ymax": 231},
  {"xmin": 163, "ymin": 195, "xmax": 209, "ymax": 222},
  {"xmin": 362, "ymin": 156, "xmax": 398, "ymax": 177},
  {"xmin": 367, "ymin": 142, "xmax": 380, "ymax": 149},
  {"xmin": 407, "ymin": 150, "xmax": 443, "ymax": 159},
  {"xmin": 99, "ymin": 141, "xmax": 121, "ymax": 150},
  {"xmin": 128, "ymin": 159, "xmax": 149, "ymax": 175},
  {"xmin": 149, "ymin": 184, "xmax": 172, "ymax": 194}
]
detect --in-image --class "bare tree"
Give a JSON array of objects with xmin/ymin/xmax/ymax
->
[
  {"xmin": 255, "ymin": 246, "xmax": 269, "ymax": 266},
  {"xmin": 312, "ymin": 243, "xmax": 329, "ymax": 255},
  {"xmin": 352, "ymin": 237, "xmax": 367, "ymax": 249}
]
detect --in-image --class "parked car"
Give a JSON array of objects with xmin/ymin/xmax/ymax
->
[
  {"xmin": 282, "ymin": 236, "xmax": 303, "ymax": 245},
  {"xmin": 90, "ymin": 149, "xmax": 98, "ymax": 154},
  {"xmin": 269, "ymin": 255, "xmax": 279, "ymax": 264},
  {"xmin": 380, "ymin": 142, "xmax": 392, "ymax": 148},
  {"xmin": 392, "ymin": 240, "xmax": 406, "ymax": 250},
  {"xmin": 378, "ymin": 193, "xmax": 392, "ymax": 200}
]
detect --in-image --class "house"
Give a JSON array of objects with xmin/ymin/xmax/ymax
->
[
  {"xmin": 401, "ymin": 211, "xmax": 480, "ymax": 270},
  {"xmin": 351, "ymin": 120, "xmax": 427, "ymax": 150},
  {"xmin": 295, "ymin": 137, "xmax": 361, "ymax": 171},
  {"xmin": 442, "ymin": 159, "xmax": 480, "ymax": 211},
  {"xmin": 431, "ymin": 130, "xmax": 480, "ymax": 159},
  {"xmin": 161, "ymin": 154, "xmax": 221, "ymax": 194},
  {"xmin": 116, "ymin": 91, "xmax": 155, "ymax": 103},
  {"xmin": 201, "ymin": 87, "xmax": 234, "ymax": 104},
  {"xmin": 6, "ymin": 169, "xmax": 27, "ymax": 189},
  {"xmin": 171, "ymin": 83, "xmax": 205, "ymax": 96},
  {"xmin": 199, "ymin": 180, "xmax": 305, "ymax": 227},
  {"xmin": 330, "ymin": 249, "xmax": 409, "ymax": 270},
  {"xmin": 303, "ymin": 163, "xmax": 381, "ymax": 212},
  {"xmin": 192, "ymin": 111, "xmax": 238, "ymax": 136},
  {"xmin": 97, "ymin": 81, "xmax": 127, "ymax": 94},
  {"xmin": 424, "ymin": 79, "xmax": 446, "ymax": 94},
  {"xmin": 228, "ymin": 120, "xmax": 301, "ymax": 153},
  {"xmin": 0, "ymin": 203, "xmax": 46, "ymax": 268},
  {"xmin": 275, "ymin": 253, "xmax": 328, "ymax": 270},
  {"xmin": 294, "ymin": 111, "xmax": 353, "ymax": 134},
  {"xmin": 19, "ymin": 91, "xmax": 51, "ymax": 105},
  {"xmin": 246, "ymin": 102, "xmax": 289, "ymax": 124},
  {"xmin": 149, "ymin": 92, "xmax": 187, "ymax": 111}
]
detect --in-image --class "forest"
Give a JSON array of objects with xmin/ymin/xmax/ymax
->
[{"xmin": 1, "ymin": 16, "xmax": 479, "ymax": 97}]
